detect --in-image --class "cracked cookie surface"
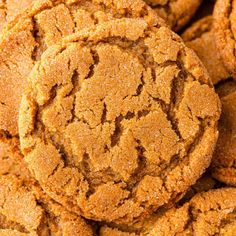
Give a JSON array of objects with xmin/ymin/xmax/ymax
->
[
  {"xmin": 213, "ymin": 0, "xmax": 236, "ymax": 79},
  {"xmin": 0, "ymin": 137, "xmax": 93, "ymax": 236},
  {"xmin": 0, "ymin": 0, "xmax": 160, "ymax": 136},
  {"xmin": 100, "ymin": 188, "xmax": 236, "ymax": 235},
  {"xmin": 212, "ymin": 80, "xmax": 236, "ymax": 186},
  {"xmin": 182, "ymin": 16, "xmax": 230, "ymax": 85},
  {"xmin": 0, "ymin": 0, "xmax": 36, "ymax": 31},
  {"xmin": 144, "ymin": 0, "xmax": 202, "ymax": 31},
  {"xmin": 19, "ymin": 18, "xmax": 221, "ymax": 224}
]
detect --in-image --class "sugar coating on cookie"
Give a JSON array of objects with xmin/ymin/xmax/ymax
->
[
  {"xmin": 182, "ymin": 16, "xmax": 230, "ymax": 85},
  {"xmin": 0, "ymin": 0, "xmax": 160, "ymax": 136},
  {"xmin": 144, "ymin": 0, "xmax": 202, "ymax": 31},
  {"xmin": 19, "ymin": 18, "xmax": 220, "ymax": 223},
  {"xmin": 0, "ymin": 0, "xmax": 36, "ymax": 31},
  {"xmin": 212, "ymin": 80, "xmax": 236, "ymax": 186},
  {"xmin": 213, "ymin": 0, "xmax": 236, "ymax": 79}
]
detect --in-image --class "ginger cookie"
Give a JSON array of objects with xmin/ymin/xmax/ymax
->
[
  {"xmin": 0, "ymin": 0, "xmax": 160, "ymax": 136},
  {"xmin": 182, "ymin": 16, "xmax": 230, "ymax": 85},
  {"xmin": 144, "ymin": 0, "xmax": 202, "ymax": 31},
  {"xmin": 0, "ymin": 137, "xmax": 94, "ymax": 235},
  {"xmin": 19, "ymin": 18, "xmax": 221, "ymax": 224},
  {"xmin": 0, "ymin": 0, "xmax": 36, "ymax": 31},
  {"xmin": 211, "ymin": 80, "xmax": 236, "ymax": 186},
  {"xmin": 100, "ymin": 188, "xmax": 236, "ymax": 235},
  {"xmin": 213, "ymin": 0, "xmax": 236, "ymax": 79}
]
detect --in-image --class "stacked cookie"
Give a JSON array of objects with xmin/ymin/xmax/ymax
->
[{"xmin": 0, "ymin": 0, "xmax": 235, "ymax": 235}]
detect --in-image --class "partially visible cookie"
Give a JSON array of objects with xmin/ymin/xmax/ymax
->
[
  {"xmin": 147, "ymin": 188, "xmax": 236, "ymax": 235},
  {"xmin": 213, "ymin": 0, "xmax": 236, "ymax": 79},
  {"xmin": 182, "ymin": 16, "xmax": 230, "ymax": 85},
  {"xmin": 144, "ymin": 0, "xmax": 202, "ymax": 31},
  {"xmin": 0, "ymin": 0, "xmax": 160, "ymax": 136},
  {"xmin": 0, "ymin": 175, "xmax": 94, "ymax": 235},
  {"xmin": 19, "ymin": 18, "xmax": 220, "ymax": 224},
  {"xmin": 211, "ymin": 80, "xmax": 236, "ymax": 186},
  {"xmin": 0, "ymin": 137, "xmax": 93, "ymax": 235},
  {"xmin": 0, "ymin": 0, "xmax": 36, "ymax": 31}
]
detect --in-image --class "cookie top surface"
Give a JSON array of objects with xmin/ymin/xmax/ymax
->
[
  {"xmin": 182, "ymin": 16, "xmax": 230, "ymax": 85},
  {"xmin": 0, "ymin": 0, "xmax": 160, "ymax": 136},
  {"xmin": 212, "ymin": 80, "xmax": 236, "ymax": 186},
  {"xmin": 0, "ymin": 0, "xmax": 36, "ymax": 31},
  {"xmin": 19, "ymin": 18, "xmax": 221, "ymax": 223},
  {"xmin": 100, "ymin": 188, "xmax": 236, "ymax": 235},
  {"xmin": 144, "ymin": 0, "xmax": 202, "ymax": 31},
  {"xmin": 213, "ymin": 0, "xmax": 236, "ymax": 79},
  {"xmin": 0, "ymin": 137, "xmax": 93, "ymax": 235}
]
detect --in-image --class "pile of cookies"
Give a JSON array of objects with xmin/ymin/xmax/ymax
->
[{"xmin": 0, "ymin": 0, "xmax": 235, "ymax": 235}]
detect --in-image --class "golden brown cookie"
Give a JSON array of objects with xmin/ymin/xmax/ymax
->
[
  {"xmin": 182, "ymin": 16, "xmax": 230, "ymax": 85},
  {"xmin": 100, "ymin": 188, "xmax": 236, "ymax": 235},
  {"xmin": 211, "ymin": 80, "xmax": 236, "ymax": 186},
  {"xmin": 144, "ymin": 0, "xmax": 202, "ymax": 31},
  {"xmin": 0, "ymin": 0, "xmax": 160, "ymax": 136},
  {"xmin": 0, "ymin": 0, "xmax": 36, "ymax": 31},
  {"xmin": 0, "ymin": 137, "xmax": 94, "ymax": 235},
  {"xmin": 213, "ymin": 0, "xmax": 236, "ymax": 79},
  {"xmin": 19, "ymin": 18, "xmax": 221, "ymax": 224}
]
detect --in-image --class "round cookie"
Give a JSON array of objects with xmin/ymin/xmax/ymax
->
[
  {"xmin": 182, "ymin": 16, "xmax": 230, "ymax": 85},
  {"xmin": 19, "ymin": 18, "xmax": 221, "ymax": 223},
  {"xmin": 100, "ymin": 188, "xmax": 236, "ymax": 235},
  {"xmin": 0, "ymin": 138, "xmax": 94, "ymax": 235},
  {"xmin": 0, "ymin": 0, "xmax": 160, "ymax": 136},
  {"xmin": 211, "ymin": 80, "xmax": 236, "ymax": 186},
  {"xmin": 144, "ymin": 0, "xmax": 202, "ymax": 31},
  {"xmin": 214, "ymin": 0, "xmax": 236, "ymax": 79},
  {"xmin": 0, "ymin": 0, "xmax": 36, "ymax": 31}
]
